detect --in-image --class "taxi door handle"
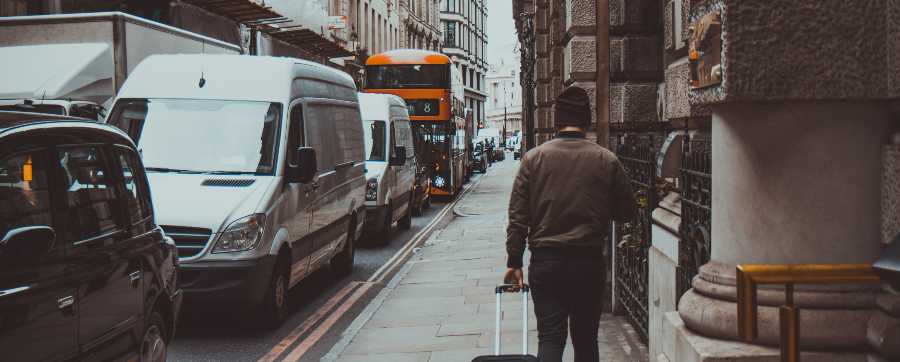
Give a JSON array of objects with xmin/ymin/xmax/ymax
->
[{"xmin": 58, "ymin": 296, "xmax": 75, "ymax": 316}]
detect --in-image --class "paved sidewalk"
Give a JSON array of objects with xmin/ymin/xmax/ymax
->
[{"xmin": 325, "ymin": 159, "xmax": 648, "ymax": 362}]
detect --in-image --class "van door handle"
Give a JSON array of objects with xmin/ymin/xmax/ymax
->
[
  {"xmin": 129, "ymin": 271, "xmax": 142, "ymax": 288},
  {"xmin": 58, "ymin": 296, "xmax": 75, "ymax": 315}
]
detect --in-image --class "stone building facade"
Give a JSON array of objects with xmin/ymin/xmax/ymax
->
[
  {"xmin": 441, "ymin": 0, "xmax": 488, "ymax": 128},
  {"xmin": 514, "ymin": 1, "xmax": 900, "ymax": 361},
  {"xmin": 347, "ymin": 0, "xmax": 400, "ymax": 56},
  {"xmin": 485, "ymin": 64, "xmax": 522, "ymax": 137},
  {"xmin": 399, "ymin": 0, "xmax": 441, "ymax": 51}
]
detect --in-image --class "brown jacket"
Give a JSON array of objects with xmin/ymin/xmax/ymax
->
[{"xmin": 506, "ymin": 132, "xmax": 637, "ymax": 268}]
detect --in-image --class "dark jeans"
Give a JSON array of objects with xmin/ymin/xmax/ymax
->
[{"xmin": 528, "ymin": 248, "xmax": 605, "ymax": 362}]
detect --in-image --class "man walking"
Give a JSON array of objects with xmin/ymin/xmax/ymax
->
[{"xmin": 504, "ymin": 86, "xmax": 637, "ymax": 362}]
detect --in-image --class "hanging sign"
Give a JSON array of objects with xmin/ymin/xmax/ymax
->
[{"xmin": 327, "ymin": 16, "xmax": 347, "ymax": 30}]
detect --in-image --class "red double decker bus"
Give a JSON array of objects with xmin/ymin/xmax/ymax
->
[{"xmin": 364, "ymin": 49, "xmax": 469, "ymax": 198}]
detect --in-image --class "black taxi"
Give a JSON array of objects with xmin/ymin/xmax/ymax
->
[{"xmin": 0, "ymin": 111, "xmax": 181, "ymax": 361}]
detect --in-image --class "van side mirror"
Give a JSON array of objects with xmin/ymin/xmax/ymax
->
[
  {"xmin": 1, "ymin": 226, "xmax": 55, "ymax": 261},
  {"xmin": 287, "ymin": 147, "xmax": 317, "ymax": 183},
  {"xmin": 389, "ymin": 146, "xmax": 406, "ymax": 167}
]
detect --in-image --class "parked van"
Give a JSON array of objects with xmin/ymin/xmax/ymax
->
[
  {"xmin": 359, "ymin": 93, "xmax": 416, "ymax": 243},
  {"xmin": 106, "ymin": 55, "xmax": 366, "ymax": 327}
]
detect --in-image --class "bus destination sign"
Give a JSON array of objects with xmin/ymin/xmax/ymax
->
[{"xmin": 406, "ymin": 99, "xmax": 440, "ymax": 116}]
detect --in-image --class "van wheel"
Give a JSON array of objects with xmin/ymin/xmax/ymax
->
[
  {"xmin": 140, "ymin": 311, "xmax": 168, "ymax": 362},
  {"xmin": 259, "ymin": 256, "xmax": 289, "ymax": 328},
  {"xmin": 412, "ymin": 194, "xmax": 423, "ymax": 216},
  {"xmin": 379, "ymin": 203, "xmax": 393, "ymax": 245},
  {"xmin": 399, "ymin": 203, "xmax": 412, "ymax": 230},
  {"xmin": 332, "ymin": 219, "xmax": 355, "ymax": 276}
]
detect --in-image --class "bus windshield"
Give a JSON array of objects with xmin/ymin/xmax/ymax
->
[{"xmin": 365, "ymin": 64, "xmax": 450, "ymax": 89}]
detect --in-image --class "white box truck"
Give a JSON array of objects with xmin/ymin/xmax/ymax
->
[{"xmin": 0, "ymin": 12, "xmax": 241, "ymax": 119}]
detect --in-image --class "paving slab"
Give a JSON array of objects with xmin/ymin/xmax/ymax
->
[
  {"xmin": 343, "ymin": 326, "xmax": 480, "ymax": 355},
  {"xmin": 335, "ymin": 352, "xmax": 430, "ymax": 362},
  {"xmin": 363, "ymin": 315, "xmax": 447, "ymax": 329},
  {"xmin": 427, "ymin": 348, "xmax": 493, "ymax": 362},
  {"xmin": 389, "ymin": 285, "xmax": 463, "ymax": 299}
]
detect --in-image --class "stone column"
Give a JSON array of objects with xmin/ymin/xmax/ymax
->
[{"xmin": 661, "ymin": 1, "xmax": 900, "ymax": 361}]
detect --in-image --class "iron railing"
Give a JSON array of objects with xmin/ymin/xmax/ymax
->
[
  {"xmin": 736, "ymin": 264, "xmax": 880, "ymax": 362},
  {"xmin": 614, "ymin": 133, "xmax": 659, "ymax": 342},
  {"xmin": 677, "ymin": 134, "xmax": 712, "ymax": 301}
]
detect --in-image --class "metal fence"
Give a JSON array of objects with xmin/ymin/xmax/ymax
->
[
  {"xmin": 676, "ymin": 134, "xmax": 712, "ymax": 301},
  {"xmin": 613, "ymin": 133, "xmax": 659, "ymax": 342}
]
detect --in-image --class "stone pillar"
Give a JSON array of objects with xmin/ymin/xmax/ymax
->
[
  {"xmin": 661, "ymin": 1, "xmax": 900, "ymax": 361},
  {"xmin": 608, "ymin": 0, "xmax": 661, "ymax": 128}
]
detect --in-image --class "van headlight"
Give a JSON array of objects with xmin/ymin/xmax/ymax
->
[
  {"xmin": 212, "ymin": 214, "xmax": 266, "ymax": 253},
  {"xmin": 366, "ymin": 178, "xmax": 378, "ymax": 201}
]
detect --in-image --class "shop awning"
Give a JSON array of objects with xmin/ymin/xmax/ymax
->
[
  {"xmin": 265, "ymin": 27, "xmax": 354, "ymax": 58},
  {"xmin": 181, "ymin": 0, "xmax": 286, "ymax": 23},
  {"xmin": 182, "ymin": 0, "xmax": 353, "ymax": 58}
]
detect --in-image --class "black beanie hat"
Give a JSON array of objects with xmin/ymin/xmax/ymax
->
[{"xmin": 554, "ymin": 86, "xmax": 591, "ymax": 127}]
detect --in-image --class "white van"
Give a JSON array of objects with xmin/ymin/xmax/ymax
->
[
  {"xmin": 106, "ymin": 54, "xmax": 366, "ymax": 327},
  {"xmin": 359, "ymin": 93, "xmax": 416, "ymax": 243}
]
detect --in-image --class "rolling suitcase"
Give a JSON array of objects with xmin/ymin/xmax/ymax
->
[{"xmin": 471, "ymin": 284, "xmax": 539, "ymax": 362}]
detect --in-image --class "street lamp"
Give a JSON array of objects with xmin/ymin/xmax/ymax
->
[
  {"xmin": 502, "ymin": 79, "xmax": 512, "ymax": 148},
  {"xmin": 503, "ymin": 83, "xmax": 508, "ymax": 148}
]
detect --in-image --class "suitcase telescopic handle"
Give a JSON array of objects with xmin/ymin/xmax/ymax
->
[{"xmin": 494, "ymin": 284, "xmax": 530, "ymax": 356}]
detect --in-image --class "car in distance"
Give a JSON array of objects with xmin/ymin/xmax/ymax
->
[
  {"xmin": 472, "ymin": 140, "xmax": 488, "ymax": 173},
  {"xmin": 0, "ymin": 111, "xmax": 180, "ymax": 361},
  {"xmin": 106, "ymin": 54, "xmax": 366, "ymax": 328},
  {"xmin": 359, "ymin": 93, "xmax": 416, "ymax": 244}
]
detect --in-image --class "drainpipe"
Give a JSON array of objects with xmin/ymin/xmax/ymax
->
[{"xmin": 596, "ymin": 0, "xmax": 609, "ymax": 147}]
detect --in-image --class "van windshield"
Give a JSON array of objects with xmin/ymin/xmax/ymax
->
[
  {"xmin": 108, "ymin": 99, "xmax": 281, "ymax": 175},
  {"xmin": 363, "ymin": 120, "xmax": 387, "ymax": 161}
]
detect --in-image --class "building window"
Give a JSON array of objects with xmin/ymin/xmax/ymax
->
[
  {"xmin": 350, "ymin": 0, "xmax": 359, "ymax": 38},
  {"xmin": 331, "ymin": 0, "xmax": 341, "ymax": 15},
  {"xmin": 0, "ymin": 0, "xmax": 29, "ymax": 16},
  {"xmin": 444, "ymin": 21, "xmax": 456, "ymax": 48},
  {"xmin": 370, "ymin": 9, "xmax": 376, "ymax": 51}
]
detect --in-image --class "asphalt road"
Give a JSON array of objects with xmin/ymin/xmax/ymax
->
[{"xmin": 168, "ymin": 197, "xmax": 456, "ymax": 362}]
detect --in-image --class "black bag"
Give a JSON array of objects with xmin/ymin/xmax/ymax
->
[
  {"xmin": 874, "ymin": 235, "xmax": 900, "ymax": 290},
  {"xmin": 471, "ymin": 285, "xmax": 539, "ymax": 362}
]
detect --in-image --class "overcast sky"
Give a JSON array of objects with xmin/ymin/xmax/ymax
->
[{"xmin": 485, "ymin": 1, "xmax": 518, "ymax": 72}]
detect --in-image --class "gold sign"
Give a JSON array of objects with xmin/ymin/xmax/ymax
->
[{"xmin": 689, "ymin": 12, "xmax": 722, "ymax": 89}]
